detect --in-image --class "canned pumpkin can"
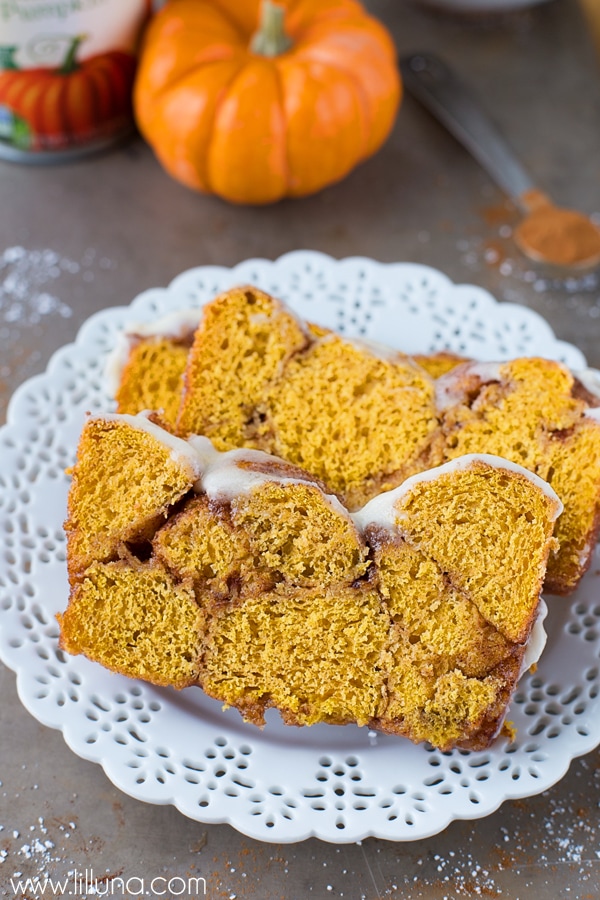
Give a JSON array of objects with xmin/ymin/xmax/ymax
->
[{"xmin": 0, "ymin": 0, "xmax": 151, "ymax": 162}]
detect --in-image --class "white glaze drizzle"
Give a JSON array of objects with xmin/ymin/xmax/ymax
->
[
  {"xmin": 104, "ymin": 308, "xmax": 202, "ymax": 397},
  {"xmin": 128, "ymin": 308, "xmax": 203, "ymax": 341},
  {"xmin": 574, "ymin": 367, "xmax": 600, "ymax": 402},
  {"xmin": 344, "ymin": 335, "xmax": 406, "ymax": 364},
  {"xmin": 105, "ymin": 333, "xmax": 133, "ymax": 397},
  {"xmin": 519, "ymin": 597, "xmax": 548, "ymax": 676},
  {"xmin": 186, "ymin": 435, "xmax": 352, "ymax": 522},
  {"xmin": 351, "ymin": 453, "xmax": 563, "ymax": 534},
  {"xmin": 571, "ymin": 367, "xmax": 600, "ymax": 422},
  {"xmin": 435, "ymin": 361, "xmax": 504, "ymax": 412},
  {"xmin": 95, "ymin": 416, "xmax": 352, "ymax": 524}
]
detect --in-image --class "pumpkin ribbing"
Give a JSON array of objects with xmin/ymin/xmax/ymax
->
[{"xmin": 134, "ymin": 0, "xmax": 401, "ymax": 204}]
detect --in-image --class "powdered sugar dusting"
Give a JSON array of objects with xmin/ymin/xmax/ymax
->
[
  {"xmin": 0, "ymin": 246, "xmax": 116, "ymax": 396},
  {"xmin": 0, "ymin": 808, "xmax": 73, "ymax": 885},
  {"xmin": 0, "ymin": 247, "xmax": 74, "ymax": 326}
]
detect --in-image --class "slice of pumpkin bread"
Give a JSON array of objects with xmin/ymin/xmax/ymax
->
[
  {"xmin": 177, "ymin": 286, "xmax": 310, "ymax": 448},
  {"xmin": 59, "ymin": 559, "xmax": 204, "ymax": 688},
  {"xmin": 545, "ymin": 413, "xmax": 600, "ymax": 593},
  {"xmin": 267, "ymin": 332, "xmax": 438, "ymax": 509},
  {"xmin": 107, "ymin": 310, "xmax": 201, "ymax": 430},
  {"xmin": 64, "ymin": 412, "xmax": 202, "ymax": 581},
  {"xmin": 355, "ymin": 455, "xmax": 561, "ymax": 749},
  {"xmin": 436, "ymin": 358, "xmax": 600, "ymax": 593},
  {"xmin": 60, "ymin": 414, "xmax": 560, "ymax": 750}
]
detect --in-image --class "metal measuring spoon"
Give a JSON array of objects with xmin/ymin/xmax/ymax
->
[{"xmin": 400, "ymin": 53, "xmax": 600, "ymax": 270}]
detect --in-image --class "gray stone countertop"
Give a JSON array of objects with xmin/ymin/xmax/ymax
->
[{"xmin": 1, "ymin": 0, "xmax": 600, "ymax": 897}]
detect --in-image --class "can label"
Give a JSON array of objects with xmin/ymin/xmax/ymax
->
[{"xmin": 0, "ymin": 0, "xmax": 150, "ymax": 154}]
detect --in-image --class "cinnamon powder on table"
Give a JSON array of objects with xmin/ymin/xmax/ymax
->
[{"xmin": 515, "ymin": 188, "xmax": 600, "ymax": 266}]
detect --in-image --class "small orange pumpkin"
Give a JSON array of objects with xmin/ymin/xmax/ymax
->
[
  {"xmin": 0, "ymin": 37, "xmax": 136, "ymax": 151},
  {"xmin": 134, "ymin": 0, "xmax": 401, "ymax": 204}
]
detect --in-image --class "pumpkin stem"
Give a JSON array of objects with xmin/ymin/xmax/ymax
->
[
  {"xmin": 0, "ymin": 46, "xmax": 19, "ymax": 71},
  {"xmin": 60, "ymin": 34, "xmax": 87, "ymax": 75},
  {"xmin": 250, "ymin": 1, "xmax": 292, "ymax": 58}
]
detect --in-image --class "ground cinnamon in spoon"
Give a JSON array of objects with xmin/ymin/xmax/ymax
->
[{"xmin": 515, "ymin": 188, "xmax": 600, "ymax": 267}]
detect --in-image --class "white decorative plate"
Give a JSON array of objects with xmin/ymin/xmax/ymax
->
[{"xmin": 0, "ymin": 251, "xmax": 597, "ymax": 844}]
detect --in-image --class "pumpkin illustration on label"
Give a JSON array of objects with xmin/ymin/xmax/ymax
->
[{"xmin": 0, "ymin": 36, "xmax": 137, "ymax": 153}]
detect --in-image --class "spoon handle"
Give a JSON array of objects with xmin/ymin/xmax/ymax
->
[{"xmin": 400, "ymin": 53, "xmax": 536, "ymax": 209}]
